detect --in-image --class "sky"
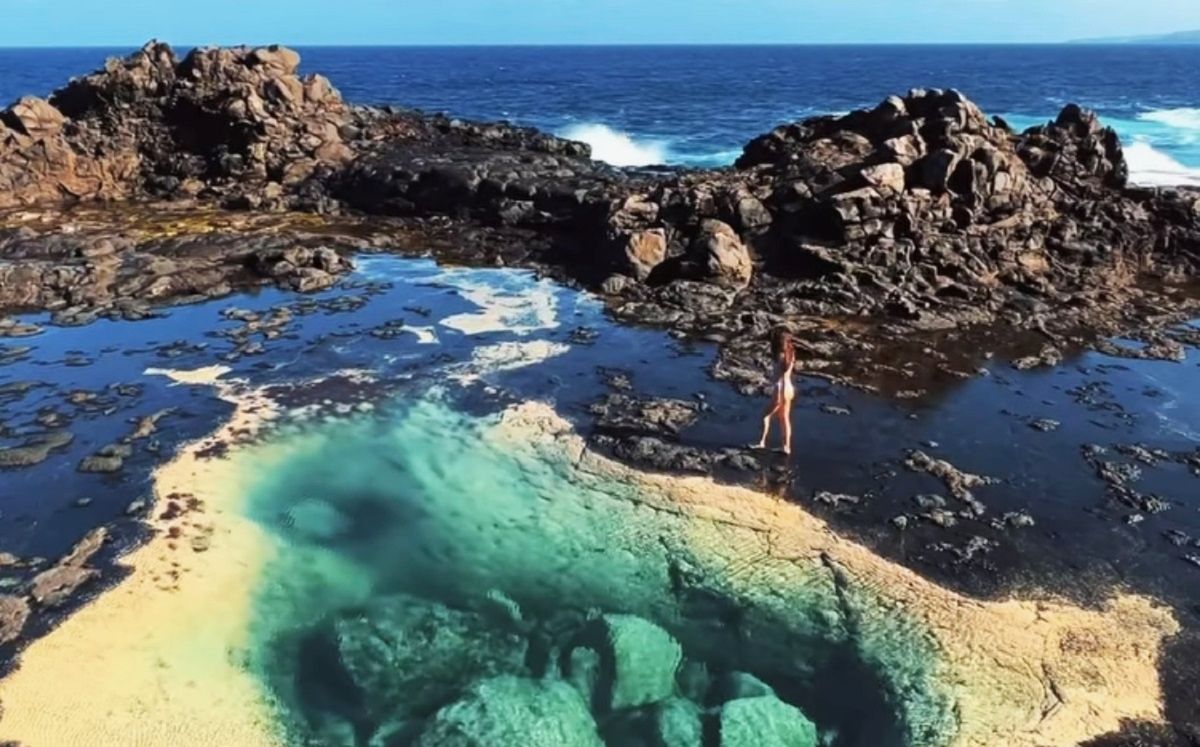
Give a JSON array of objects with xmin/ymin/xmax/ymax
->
[{"xmin": 2, "ymin": 0, "xmax": 1200, "ymax": 47}]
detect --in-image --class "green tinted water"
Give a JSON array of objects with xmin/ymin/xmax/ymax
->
[{"xmin": 240, "ymin": 391, "xmax": 957, "ymax": 747}]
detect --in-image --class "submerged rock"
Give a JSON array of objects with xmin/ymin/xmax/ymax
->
[
  {"xmin": 416, "ymin": 675, "xmax": 604, "ymax": 747},
  {"xmin": 653, "ymin": 698, "xmax": 705, "ymax": 747},
  {"xmin": 330, "ymin": 594, "xmax": 528, "ymax": 723},
  {"xmin": 718, "ymin": 695, "xmax": 818, "ymax": 747},
  {"xmin": 566, "ymin": 613, "xmax": 683, "ymax": 712},
  {"xmin": 78, "ymin": 442, "xmax": 134, "ymax": 473},
  {"xmin": 0, "ymin": 430, "xmax": 74, "ymax": 469}
]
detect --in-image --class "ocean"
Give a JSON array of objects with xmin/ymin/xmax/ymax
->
[
  {"xmin": 4, "ymin": 44, "xmax": 1200, "ymax": 747},
  {"xmin": 1, "ymin": 44, "xmax": 1199, "ymax": 184}
]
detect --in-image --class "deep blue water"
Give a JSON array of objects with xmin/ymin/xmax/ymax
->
[{"xmin": 1, "ymin": 44, "xmax": 1199, "ymax": 180}]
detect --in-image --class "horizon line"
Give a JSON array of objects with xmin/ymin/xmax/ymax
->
[{"xmin": 1, "ymin": 40, "xmax": 1196, "ymax": 50}]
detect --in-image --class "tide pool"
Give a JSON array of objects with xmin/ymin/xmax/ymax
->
[{"xmin": 0, "ymin": 255, "xmax": 1187, "ymax": 747}]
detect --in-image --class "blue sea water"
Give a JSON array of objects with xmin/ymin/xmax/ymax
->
[{"xmin": 1, "ymin": 44, "xmax": 1199, "ymax": 181}]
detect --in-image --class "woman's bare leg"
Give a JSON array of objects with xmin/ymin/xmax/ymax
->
[
  {"xmin": 781, "ymin": 398, "xmax": 793, "ymax": 455},
  {"xmin": 756, "ymin": 398, "xmax": 782, "ymax": 449}
]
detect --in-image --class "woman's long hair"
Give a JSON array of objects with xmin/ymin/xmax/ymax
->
[{"xmin": 771, "ymin": 327, "xmax": 795, "ymax": 370}]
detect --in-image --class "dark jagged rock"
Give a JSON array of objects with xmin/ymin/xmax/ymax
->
[
  {"xmin": 2, "ymin": 44, "xmax": 1200, "ymax": 393},
  {"xmin": 0, "ymin": 594, "xmax": 30, "ymax": 644},
  {"xmin": 589, "ymin": 394, "xmax": 700, "ymax": 438},
  {"xmin": 29, "ymin": 527, "xmax": 106, "ymax": 607}
]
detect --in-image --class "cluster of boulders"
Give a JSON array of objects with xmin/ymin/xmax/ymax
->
[
  {"xmin": 289, "ymin": 592, "xmax": 819, "ymax": 747},
  {"xmin": 3, "ymin": 42, "xmax": 1200, "ymax": 382},
  {"xmin": 0, "ymin": 41, "xmax": 352, "ymax": 209},
  {"xmin": 603, "ymin": 89, "xmax": 1198, "ymax": 325}
]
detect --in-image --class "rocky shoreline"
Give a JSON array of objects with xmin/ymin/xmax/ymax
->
[
  {"xmin": 2, "ymin": 42, "xmax": 1199, "ymax": 393},
  {"xmin": 3, "ymin": 41, "xmax": 1200, "ymax": 746}
]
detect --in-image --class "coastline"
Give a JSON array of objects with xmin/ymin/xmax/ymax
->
[
  {"xmin": 497, "ymin": 402, "xmax": 1179, "ymax": 747},
  {"xmin": 0, "ymin": 370, "xmax": 1179, "ymax": 747},
  {"xmin": 0, "ymin": 40, "xmax": 1198, "ymax": 745},
  {"xmin": 0, "ymin": 368, "xmax": 284, "ymax": 747}
]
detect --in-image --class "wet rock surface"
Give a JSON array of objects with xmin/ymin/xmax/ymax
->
[
  {"xmin": 28, "ymin": 528, "xmax": 106, "ymax": 608},
  {"xmin": 0, "ymin": 44, "xmax": 1198, "ymax": 392},
  {"xmin": 2, "ymin": 43, "xmax": 1200, "ymax": 746}
]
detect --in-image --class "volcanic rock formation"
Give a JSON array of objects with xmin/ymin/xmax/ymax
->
[{"xmin": 2, "ymin": 43, "xmax": 1200, "ymax": 387}]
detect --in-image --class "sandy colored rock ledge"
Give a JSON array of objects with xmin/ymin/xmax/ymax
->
[
  {"xmin": 0, "ymin": 379, "xmax": 1180, "ymax": 747},
  {"xmin": 0, "ymin": 368, "xmax": 287, "ymax": 747},
  {"xmin": 494, "ymin": 402, "xmax": 1180, "ymax": 747}
]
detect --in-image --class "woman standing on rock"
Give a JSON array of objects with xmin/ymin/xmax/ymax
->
[{"xmin": 754, "ymin": 327, "xmax": 796, "ymax": 455}]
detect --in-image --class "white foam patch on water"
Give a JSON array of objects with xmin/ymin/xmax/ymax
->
[
  {"xmin": 453, "ymin": 340, "xmax": 572, "ymax": 383},
  {"xmin": 145, "ymin": 365, "xmax": 232, "ymax": 385},
  {"xmin": 404, "ymin": 326, "xmax": 439, "ymax": 345},
  {"xmin": 434, "ymin": 269, "xmax": 561, "ymax": 336},
  {"xmin": 1138, "ymin": 108, "xmax": 1200, "ymax": 133},
  {"xmin": 559, "ymin": 123, "xmax": 669, "ymax": 167},
  {"xmin": 1125, "ymin": 141, "xmax": 1200, "ymax": 187}
]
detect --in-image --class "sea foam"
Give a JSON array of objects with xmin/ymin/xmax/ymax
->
[
  {"xmin": 1125, "ymin": 141, "xmax": 1200, "ymax": 187},
  {"xmin": 558, "ymin": 123, "xmax": 669, "ymax": 167},
  {"xmin": 1138, "ymin": 107, "xmax": 1200, "ymax": 135}
]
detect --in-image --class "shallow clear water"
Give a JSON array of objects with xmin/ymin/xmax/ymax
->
[
  {"xmin": 3, "ymin": 256, "xmax": 1200, "ymax": 744},
  {"xmin": 1, "ymin": 45, "xmax": 1199, "ymax": 178},
  {"xmin": 242, "ymin": 391, "xmax": 952, "ymax": 746}
]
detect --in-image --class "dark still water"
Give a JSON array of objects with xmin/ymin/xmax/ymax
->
[{"xmin": 1, "ymin": 45, "xmax": 1198, "ymax": 181}]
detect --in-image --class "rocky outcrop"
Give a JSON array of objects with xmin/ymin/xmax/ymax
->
[
  {"xmin": 29, "ymin": 527, "xmax": 106, "ymax": 607},
  {"xmin": 0, "ymin": 41, "xmax": 352, "ymax": 209},
  {"xmin": 246, "ymin": 245, "xmax": 354, "ymax": 292},
  {"xmin": 3, "ymin": 44, "xmax": 1200, "ymax": 395},
  {"xmin": 0, "ymin": 214, "xmax": 364, "ymax": 316},
  {"xmin": 0, "ymin": 593, "xmax": 30, "ymax": 644}
]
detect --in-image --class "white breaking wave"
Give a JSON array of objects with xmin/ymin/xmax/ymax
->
[
  {"xmin": 1125, "ymin": 141, "xmax": 1200, "ymax": 187},
  {"xmin": 558, "ymin": 123, "xmax": 669, "ymax": 167},
  {"xmin": 1138, "ymin": 107, "xmax": 1200, "ymax": 133}
]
